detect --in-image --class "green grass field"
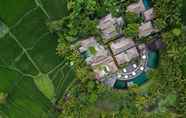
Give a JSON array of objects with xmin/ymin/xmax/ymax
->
[{"xmin": 0, "ymin": 0, "xmax": 73, "ymax": 117}]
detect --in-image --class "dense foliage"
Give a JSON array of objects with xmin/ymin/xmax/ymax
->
[
  {"xmin": 53, "ymin": 0, "xmax": 186, "ymax": 117},
  {"xmin": 124, "ymin": 12, "xmax": 142, "ymax": 38},
  {"xmin": 0, "ymin": 0, "xmax": 184, "ymax": 117}
]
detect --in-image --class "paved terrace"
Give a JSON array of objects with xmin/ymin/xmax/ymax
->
[
  {"xmin": 102, "ymin": 44, "xmax": 149, "ymax": 87},
  {"xmin": 117, "ymin": 45, "xmax": 148, "ymax": 81}
]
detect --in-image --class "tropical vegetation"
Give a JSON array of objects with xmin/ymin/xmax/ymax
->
[
  {"xmin": 55, "ymin": 0, "xmax": 186, "ymax": 117},
  {"xmin": 0, "ymin": 0, "xmax": 185, "ymax": 118}
]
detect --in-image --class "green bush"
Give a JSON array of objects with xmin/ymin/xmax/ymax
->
[{"xmin": 124, "ymin": 23, "xmax": 139, "ymax": 38}]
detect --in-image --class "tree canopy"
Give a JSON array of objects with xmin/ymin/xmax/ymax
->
[{"xmin": 53, "ymin": 0, "xmax": 186, "ymax": 117}]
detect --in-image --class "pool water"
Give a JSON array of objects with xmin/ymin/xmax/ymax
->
[{"xmin": 143, "ymin": 0, "xmax": 151, "ymax": 10}]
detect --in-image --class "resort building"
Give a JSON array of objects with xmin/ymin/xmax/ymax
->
[
  {"xmin": 92, "ymin": 56, "xmax": 118, "ymax": 80},
  {"xmin": 98, "ymin": 14, "xmax": 124, "ymax": 43},
  {"xmin": 110, "ymin": 37, "xmax": 135, "ymax": 55},
  {"xmin": 127, "ymin": 0, "xmax": 145, "ymax": 14},
  {"xmin": 110, "ymin": 37, "xmax": 139, "ymax": 65},
  {"xmin": 147, "ymin": 39, "xmax": 166, "ymax": 51},
  {"xmin": 139, "ymin": 21, "xmax": 156, "ymax": 37},
  {"xmin": 79, "ymin": 37, "xmax": 97, "ymax": 50},
  {"xmin": 79, "ymin": 37, "xmax": 110, "ymax": 65},
  {"xmin": 114, "ymin": 47, "xmax": 139, "ymax": 65},
  {"xmin": 79, "ymin": 37, "xmax": 118, "ymax": 80},
  {"xmin": 143, "ymin": 8, "xmax": 154, "ymax": 22}
]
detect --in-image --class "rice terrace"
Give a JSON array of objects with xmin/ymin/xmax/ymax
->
[
  {"xmin": 0, "ymin": 0, "xmax": 74, "ymax": 117},
  {"xmin": 0, "ymin": 0, "xmax": 186, "ymax": 118}
]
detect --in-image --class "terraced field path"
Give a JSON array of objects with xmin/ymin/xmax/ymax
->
[{"xmin": 0, "ymin": 0, "xmax": 74, "ymax": 117}]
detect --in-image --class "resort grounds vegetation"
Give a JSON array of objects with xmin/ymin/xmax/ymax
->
[
  {"xmin": 52, "ymin": 0, "xmax": 186, "ymax": 117},
  {"xmin": 124, "ymin": 11, "xmax": 142, "ymax": 38}
]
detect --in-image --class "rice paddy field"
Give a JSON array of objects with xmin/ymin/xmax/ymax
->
[{"xmin": 0, "ymin": 0, "xmax": 73, "ymax": 117}]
